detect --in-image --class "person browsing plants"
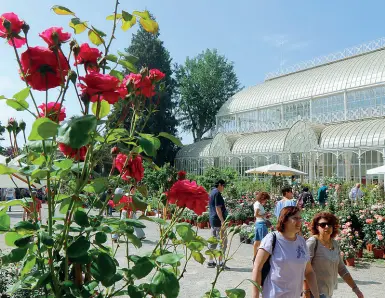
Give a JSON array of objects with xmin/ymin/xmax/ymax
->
[
  {"xmin": 253, "ymin": 191, "xmax": 270, "ymax": 261},
  {"xmin": 303, "ymin": 212, "xmax": 364, "ymax": 298},
  {"xmin": 207, "ymin": 179, "xmax": 229, "ymax": 270},
  {"xmin": 252, "ymin": 206, "xmax": 319, "ymax": 298}
]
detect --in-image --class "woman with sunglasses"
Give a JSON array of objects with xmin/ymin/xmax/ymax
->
[
  {"xmin": 303, "ymin": 212, "xmax": 364, "ymax": 298},
  {"xmin": 252, "ymin": 206, "xmax": 319, "ymax": 298}
]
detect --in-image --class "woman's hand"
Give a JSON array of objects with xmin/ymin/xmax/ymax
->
[{"xmin": 303, "ymin": 291, "xmax": 311, "ymax": 298}]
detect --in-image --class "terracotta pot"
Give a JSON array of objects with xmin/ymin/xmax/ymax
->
[
  {"xmin": 235, "ymin": 220, "xmax": 242, "ymax": 226},
  {"xmin": 244, "ymin": 219, "xmax": 250, "ymax": 225},
  {"xmin": 356, "ymin": 249, "xmax": 363, "ymax": 258},
  {"xmin": 345, "ymin": 257, "xmax": 355, "ymax": 267},
  {"xmin": 366, "ymin": 243, "xmax": 373, "ymax": 252},
  {"xmin": 373, "ymin": 247, "xmax": 384, "ymax": 259},
  {"xmin": 198, "ymin": 222, "xmax": 205, "ymax": 229},
  {"xmin": 229, "ymin": 220, "xmax": 234, "ymax": 226}
]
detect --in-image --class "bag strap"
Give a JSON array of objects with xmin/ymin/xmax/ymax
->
[
  {"xmin": 311, "ymin": 238, "xmax": 319, "ymax": 263},
  {"xmin": 271, "ymin": 232, "xmax": 277, "ymax": 255}
]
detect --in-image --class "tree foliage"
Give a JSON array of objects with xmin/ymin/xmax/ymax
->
[{"xmin": 175, "ymin": 49, "xmax": 241, "ymax": 142}]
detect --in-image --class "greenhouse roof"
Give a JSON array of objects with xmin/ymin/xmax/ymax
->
[
  {"xmin": 320, "ymin": 118, "xmax": 385, "ymax": 149},
  {"xmin": 218, "ymin": 48, "xmax": 385, "ymax": 116},
  {"xmin": 232, "ymin": 130, "xmax": 288, "ymax": 154},
  {"xmin": 175, "ymin": 139, "xmax": 212, "ymax": 158}
]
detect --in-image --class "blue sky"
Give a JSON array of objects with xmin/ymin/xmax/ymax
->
[{"xmin": 1, "ymin": 0, "xmax": 385, "ymax": 146}]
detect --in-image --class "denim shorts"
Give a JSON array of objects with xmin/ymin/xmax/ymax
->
[{"xmin": 254, "ymin": 221, "xmax": 268, "ymax": 241}]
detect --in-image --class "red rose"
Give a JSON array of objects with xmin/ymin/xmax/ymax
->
[
  {"xmin": 58, "ymin": 143, "xmax": 87, "ymax": 161},
  {"xmin": 115, "ymin": 153, "xmax": 144, "ymax": 182},
  {"xmin": 178, "ymin": 171, "xmax": 186, "ymax": 181},
  {"xmin": 75, "ymin": 43, "xmax": 102, "ymax": 71},
  {"xmin": 0, "ymin": 12, "xmax": 26, "ymax": 48},
  {"xmin": 38, "ymin": 102, "xmax": 66, "ymax": 122},
  {"xmin": 121, "ymin": 73, "xmax": 155, "ymax": 98},
  {"xmin": 20, "ymin": 46, "xmax": 69, "ymax": 91},
  {"xmin": 167, "ymin": 180, "xmax": 209, "ymax": 215},
  {"xmin": 79, "ymin": 72, "xmax": 121, "ymax": 104},
  {"xmin": 149, "ymin": 69, "xmax": 165, "ymax": 82},
  {"xmin": 39, "ymin": 27, "xmax": 71, "ymax": 48}
]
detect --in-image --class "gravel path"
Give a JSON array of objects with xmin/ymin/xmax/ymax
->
[{"xmin": 1, "ymin": 206, "xmax": 384, "ymax": 297}]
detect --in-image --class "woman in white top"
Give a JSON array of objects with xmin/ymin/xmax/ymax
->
[
  {"xmin": 252, "ymin": 206, "xmax": 320, "ymax": 298},
  {"xmin": 253, "ymin": 192, "xmax": 270, "ymax": 260}
]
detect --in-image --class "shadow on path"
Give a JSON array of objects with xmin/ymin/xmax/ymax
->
[
  {"xmin": 338, "ymin": 278, "xmax": 382, "ymax": 285},
  {"xmin": 228, "ymin": 267, "xmax": 252, "ymax": 273}
]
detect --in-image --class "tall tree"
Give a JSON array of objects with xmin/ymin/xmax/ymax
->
[
  {"xmin": 175, "ymin": 49, "xmax": 241, "ymax": 142},
  {"xmin": 110, "ymin": 24, "xmax": 178, "ymax": 165}
]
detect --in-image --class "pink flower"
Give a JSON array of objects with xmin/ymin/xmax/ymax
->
[
  {"xmin": 38, "ymin": 102, "xmax": 66, "ymax": 122},
  {"xmin": 149, "ymin": 69, "xmax": 165, "ymax": 82},
  {"xmin": 366, "ymin": 219, "xmax": 373, "ymax": 224},
  {"xmin": 376, "ymin": 230, "xmax": 382, "ymax": 235},
  {"xmin": 0, "ymin": 13, "xmax": 26, "ymax": 48},
  {"xmin": 378, "ymin": 235, "xmax": 384, "ymax": 241},
  {"xmin": 39, "ymin": 27, "xmax": 71, "ymax": 48}
]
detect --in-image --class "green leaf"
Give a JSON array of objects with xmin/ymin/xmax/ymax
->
[
  {"xmin": 203, "ymin": 289, "xmax": 222, "ymax": 298},
  {"xmin": 156, "ymin": 253, "xmax": 184, "ymax": 265},
  {"xmin": 57, "ymin": 115, "xmax": 97, "ymax": 148},
  {"xmin": 5, "ymin": 232, "xmax": 22, "ymax": 246},
  {"xmin": 84, "ymin": 177, "xmax": 108, "ymax": 194},
  {"xmin": 74, "ymin": 210, "xmax": 90, "ymax": 227},
  {"xmin": 52, "ymin": 5, "xmax": 75, "ymax": 15},
  {"xmin": 88, "ymin": 29, "xmax": 104, "ymax": 46},
  {"xmin": 69, "ymin": 18, "xmax": 87, "ymax": 34},
  {"xmin": 9, "ymin": 247, "xmax": 28, "ymax": 263},
  {"xmin": 21, "ymin": 255, "xmax": 36, "ymax": 276},
  {"xmin": 121, "ymin": 11, "xmax": 137, "ymax": 31},
  {"xmin": 98, "ymin": 253, "xmax": 116, "ymax": 278},
  {"xmin": 246, "ymin": 278, "xmax": 263, "ymax": 292},
  {"xmin": 126, "ymin": 233, "xmax": 142, "ymax": 248},
  {"xmin": 14, "ymin": 235, "xmax": 33, "ymax": 248},
  {"xmin": 106, "ymin": 128, "xmax": 129, "ymax": 143},
  {"xmin": 105, "ymin": 54, "xmax": 118, "ymax": 63},
  {"xmin": 54, "ymin": 159, "xmax": 73, "ymax": 170},
  {"xmin": 110, "ymin": 70, "xmax": 124, "ymax": 80},
  {"xmin": 158, "ymin": 132, "xmax": 183, "ymax": 147},
  {"xmin": 28, "ymin": 117, "xmax": 59, "ymax": 141},
  {"xmin": 122, "ymin": 218, "xmax": 146, "ymax": 228},
  {"xmin": 192, "ymin": 251, "xmax": 205, "ymax": 264},
  {"xmin": 175, "ymin": 223, "xmax": 195, "ymax": 242},
  {"xmin": 59, "ymin": 197, "xmax": 71, "ymax": 214},
  {"xmin": 139, "ymin": 18, "xmax": 159, "ymax": 34},
  {"xmin": 95, "ymin": 232, "xmax": 107, "ymax": 244},
  {"xmin": 31, "ymin": 168, "xmax": 48, "ymax": 179},
  {"xmin": 92, "ymin": 100, "xmax": 110, "ymax": 119},
  {"xmin": 106, "ymin": 13, "xmax": 122, "ymax": 20},
  {"xmin": 139, "ymin": 215, "xmax": 167, "ymax": 225},
  {"xmin": 118, "ymin": 59, "xmax": 138, "ymax": 73},
  {"xmin": 225, "ymin": 289, "xmax": 246, "ymax": 298},
  {"xmin": 68, "ymin": 236, "xmax": 90, "ymax": 258},
  {"xmin": 31, "ymin": 155, "xmax": 46, "ymax": 166},
  {"xmin": 40, "ymin": 231, "xmax": 54, "ymax": 248},
  {"xmin": 0, "ymin": 213, "xmax": 10, "ymax": 231},
  {"xmin": 132, "ymin": 10, "xmax": 151, "ymax": 20},
  {"xmin": 138, "ymin": 135, "xmax": 159, "ymax": 157},
  {"xmin": 14, "ymin": 221, "xmax": 38, "ymax": 231},
  {"xmin": 102, "ymin": 272, "xmax": 123, "ymax": 287},
  {"xmin": 187, "ymin": 241, "xmax": 205, "ymax": 252},
  {"xmin": 132, "ymin": 257, "xmax": 154, "ymax": 279},
  {"xmin": 5, "ymin": 87, "xmax": 30, "ymax": 111},
  {"xmin": 131, "ymin": 195, "xmax": 148, "ymax": 212},
  {"xmin": 161, "ymin": 269, "xmax": 180, "ymax": 298},
  {"xmin": 0, "ymin": 164, "xmax": 17, "ymax": 174}
]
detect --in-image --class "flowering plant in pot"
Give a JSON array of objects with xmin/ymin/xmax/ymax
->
[{"xmin": 0, "ymin": 4, "xmax": 261, "ymax": 297}]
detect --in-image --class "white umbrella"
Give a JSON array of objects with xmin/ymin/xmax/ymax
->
[
  {"xmin": 245, "ymin": 163, "xmax": 307, "ymax": 176},
  {"xmin": 367, "ymin": 165, "xmax": 385, "ymax": 175}
]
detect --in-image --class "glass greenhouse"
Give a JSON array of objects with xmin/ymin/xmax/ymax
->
[{"xmin": 175, "ymin": 39, "xmax": 385, "ymax": 183}]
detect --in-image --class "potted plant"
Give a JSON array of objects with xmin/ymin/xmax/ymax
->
[
  {"xmin": 197, "ymin": 216, "xmax": 206, "ymax": 229},
  {"xmin": 227, "ymin": 214, "xmax": 235, "ymax": 226},
  {"xmin": 372, "ymin": 230, "xmax": 385, "ymax": 259},
  {"xmin": 234, "ymin": 212, "xmax": 242, "ymax": 226},
  {"xmin": 201, "ymin": 212, "xmax": 209, "ymax": 228}
]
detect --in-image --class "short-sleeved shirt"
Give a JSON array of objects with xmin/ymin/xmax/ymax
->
[
  {"xmin": 260, "ymin": 232, "xmax": 310, "ymax": 298},
  {"xmin": 318, "ymin": 186, "xmax": 328, "ymax": 203},
  {"xmin": 274, "ymin": 199, "xmax": 296, "ymax": 218},
  {"xmin": 253, "ymin": 201, "xmax": 265, "ymax": 222},
  {"xmin": 307, "ymin": 236, "xmax": 349, "ymax": 297},
  {"xmin": 209, "ymin": 188, "xmax": 227, "ymax": 227}
]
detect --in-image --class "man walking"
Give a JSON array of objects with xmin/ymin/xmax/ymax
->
[
  {"xmin": 317, "ymin": 183, "xmax": 328, "ymax": 207},
  {"xmin": 207, "ymin": 179, "xmax": 229, "ymax": 270},
  {"xmin": 349, "ymin": 183, "xmax": 364, "ymax": 204}
]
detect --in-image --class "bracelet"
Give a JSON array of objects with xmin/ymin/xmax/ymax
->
[
  {"xmin": 352, "ymin": 286, "xmax": 359, "ymax": 292},
  {"xmin": 302, "ymin": 290, "xmax": 311, "ymax": 294}
]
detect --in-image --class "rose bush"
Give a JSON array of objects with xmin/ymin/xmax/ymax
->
[{"xmin": 0, "ymin": 3, "xmax": 250, "ymax": 298}]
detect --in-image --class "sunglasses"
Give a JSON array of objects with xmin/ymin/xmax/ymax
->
[{"xmin": 318, "ymin": 222, "xmax": 332, "ymax": 228}]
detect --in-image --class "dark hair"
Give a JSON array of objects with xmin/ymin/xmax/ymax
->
[
  {"xmin": 130, "ymin": 185, "xmax": 136, "ymax": 191},
  {"xmin": 276, "ymin": 206, "xmax": 300, "ymax": 232},
  {"xmin": 256, "ymin": 192, "xmax": 270, "ymax": 202},
  {"xmin": 303, "ymin": 187, "xmax": 309, "ymax": 192},
  {"xmin": 214, "ymin": 179, "xmax": 226, "ymax": 188},
  {"xmin": 281, "ymin": 186, "xmax": 292, "ymax": 196},
  {"xmin": 310, "ymin": 212, "xmax": 339, "ymax": 238}
]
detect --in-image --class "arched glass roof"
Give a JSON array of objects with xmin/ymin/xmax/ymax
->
[
  {"xmin": 209, "ymin": 133, "xmax": 241, "ymax": 157},
  {"xmin": 175, "ymin": 139, "xmax": 212, "ymax": 158},
  {"xmin": 320, "ymin": 119, "xmax": 385, "ymax": 149},
  {"xmin": 232, "ymin": 130, "xmax": 288, "ymax": 155},
  {"xmin": 218, "ymin": 49, "xmax": 385, "ymax": 116},
  {"xmin": 285, "ymin": 121, "xmax": 324, "ymax": 153}
]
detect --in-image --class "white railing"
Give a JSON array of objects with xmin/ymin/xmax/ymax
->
[{"xmin": 265, "ymin": 37, "xmax": 385, "ymax": 80}]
